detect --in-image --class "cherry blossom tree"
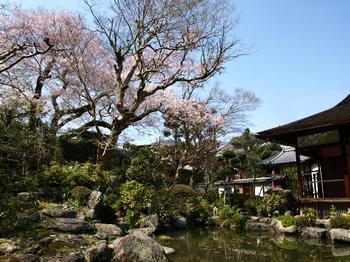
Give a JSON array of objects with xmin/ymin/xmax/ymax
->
[
  {"xmin": 0, "ymin": 7, "xmax": 113, "ymax": 166},
  {"xmin": 0, "ymin": 7, "xmax": 112, "ymax": 134},
  {"xmin": 84, "ymin": 0, "xmax": 243, "ymax": 170},
  {"xmin": 160, "ymin": 88, "xmax": 260, "ymax": 186},
  {"xmin": 0, "ymin": 6, "xmax": 54, "ymax": 74}
]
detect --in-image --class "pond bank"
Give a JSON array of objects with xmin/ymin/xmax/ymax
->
[{"xmin": 161, "ymin": 227, "xmax": 350, "ymax": 261}]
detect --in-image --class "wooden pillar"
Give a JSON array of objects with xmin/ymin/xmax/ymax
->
[
  {"xmin": 339, "ymin": 129, "xmax": 350, "ymax": 197},
  {"xmin": 296, "ymin": 150, "xmax": 303, "ymax": 199}
]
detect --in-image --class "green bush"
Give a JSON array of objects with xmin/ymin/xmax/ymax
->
[
  {"xmin": 185, "ymin": 196, "xmax": 211, "ymax": 221},
  {"xmin": 230, "ymin": 194, "xmax": 246, "ymax": 207},
  {"xmin": 114, "ymin": 180, "xmax": 154, "ymax": 226},
  {"xmin": 158, "ymin": 184, "xmax": 197, "ymax": 217},
  {"xmin": 330, "ymin": 215, "xmax": 350, "ymax": 229},
  {"xmin": 244, "ymin": 197, "xmax": 262, "ymax": 216},
  {"xmin": 278, "ymin": 215, "xmax": 295, "ymax": 227},
  {"xmin": 125, "ymin": 149, "xmax": 153, "ymax": 184},
  {"xmin": 35, "ymin": 162, "xmax": 112, "ymax": 200},
  {"xmin": 217, "ymin": 205, "xmax": 247, "ymax": 231},
  {"xmin": 70, "ymin": 186, "xmax": 91, "ymax": 206},
  {"xmin": 257, "ymin": 192, "xmax": 287, "ymax": 217},
  {"xmin": 0, "ymin": 194, "xmax": 38, "ymax": 237},
  {"xmin": 295, "ymin": 208, "xmax": 316, "ymax": 228},
  {"xmin": 205, "ymin": 189, "xmax": 220, "ymax": 204}
]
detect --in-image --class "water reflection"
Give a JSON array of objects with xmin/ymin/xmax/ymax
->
[{"xmin": 162, "ymin": 228, "xmax": 350, "ymax": 262}]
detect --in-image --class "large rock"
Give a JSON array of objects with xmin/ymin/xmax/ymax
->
[
  {"xmin": 109, "ymin": 229, "xmax": 167, "ymax": 262},
  {"xmin": 46, "ymin": 218, "xmax": 93, "ymax": 233},
  {"xmin": 42, "ymin": 209, "xmax": 77, "ymax": 218},
  {"xmin": 207, "ymin": 216, "xmax": 219, "ymax": 226},
  {"xmin": 95, "ymin": 223, "xmax": 123, "ymax": 239},
  {"xmin": 88, "ymin": 191, "xmax": 103, "ymax": 210},
  {"xmin": 17, "ymin": 192, "xmax": 40, "ymax": 201},
  {"xmin": 316, "ymin": 219, "xmax": 331, "ymax": 229},
  {"xmin": 271, "ymin": 219, "xmax": 297, "ymax": 234},
  {"xmin": 9, "ymin": 254, "xmax": 39, "ymax": 262},
  {"xmin": 142, "ymin": 214, "xmax": 160, "ymax": 233},
  {"xmin": 332, "ymin": 246, "xmax": 350, "ymax": 257},
  {"xmin": 84, "ymin": 241, "xmax": 114, "ymax": 262},
  {"xmin": 173, "ymin": 216, "xmax": 187, "ymax": 229},
  {"xmin": 86, "ymin": 191, "xmax": 103, "ymax": 220},
  {"xmin": 45, "ymin": 253, "xmax": 84, "ymax": 262},
  {"xmin": 330, "ymin": 228, "xmax": 350, "ymax": 243},
  {"xmin": 162, "ymin": 246, "xmax": 175, "ymax": 255},
  {"xmin": 245, "ymin": 221, "xmax": 274, "ymax": 233},
  {"xmin": 301, "ymin": 227, "xmax": 328, "ymax": 239},
  {"xmin": 0, "ymin": 240, "xmax": 19, "ymax": 255}
]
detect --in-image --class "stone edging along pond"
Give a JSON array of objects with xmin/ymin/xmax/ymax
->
[{"xmin": 245, "ymin": 216, "xmax": 350, "ymax": 244}]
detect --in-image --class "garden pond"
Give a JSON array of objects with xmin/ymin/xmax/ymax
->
[{"xmin": 161, "ymin": 227, "xmax": 350, "ymax": 261}]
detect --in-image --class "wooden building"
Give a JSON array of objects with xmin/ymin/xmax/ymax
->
[
  {"xmin": 258, "ymin": 94, "xmax": 350, "ymax": 216},
  {"xmin": 214, "ymin": 175, "xmax": 290, "ymax": 197},
  {"xmin": 262, "ymin": 145, "xmax": 307, "ymax": 191}
]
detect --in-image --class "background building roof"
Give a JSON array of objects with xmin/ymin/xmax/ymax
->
[{"xmin": 262, "ymin": 146, "xmax": 309, "ymax": 166}]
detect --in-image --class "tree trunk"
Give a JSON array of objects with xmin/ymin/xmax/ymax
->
[{"xmin": 95, "ymin": 126, "xmax": 123, "ymax": 172}]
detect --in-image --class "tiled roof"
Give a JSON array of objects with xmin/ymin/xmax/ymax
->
[
  {"xmin": 257, "ymin": 94, "xmax": 350, "ymax": 144},
  {"xmin": 262, "ymin": 146, "xmax": 309, "ymax": 166},
  {"xmin": 215, "ymin": 176, "xmax": 272, "ymax": 185}
]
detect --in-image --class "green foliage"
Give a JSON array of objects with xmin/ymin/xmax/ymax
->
[
  {"xmin": 216, "ymin": 166, "xmax": 236, "ymax": 181},
  {"xmin": 205, "ymin": 189, "xmax": 220, "ymax": 204},
  {"xmin": 278, "ymin": 215, "xmax": 295, "ymax": 227},
  {"xmin": 157, "ymin": 184, "xmax": 197, "ymax": 217},
  {"xmin": 0, "ymin": 172, "xmax": 38, "ymax": 194},
  {"xmin": 185, "ymin": 196, "xmax": 211, "ymax": 221},
  {"xmin": 244, "ymin": 197, "xmax": 262, "ymax": 216},
  {"xmin": 294, "ymin": 208, "xmax": 316, "ymax": 228},
  {"xmin": 125, "ymin": 148, "xmax": 153, "ymax": 184},
  {"xmin": 257, "ymin": 192, "xmax": 287, "ymax": 217},
  {"xmin": 330, "ymin": 215, "xmax": 350, "ymax": 229},
  {"xmin": 115, "ymin": 180, "xmax": 154, "ymax": 226},
  {"xmin": 217, "ymin": 205, "xmax": 248, "ymax": 231},
  {"xmin": 58, "ymin": 133, "xmax": 97, "ymax": 163},
  {"xmin": 0, "ymin": 120, "xmax": 58, "ymax": 173},
  {"xmin": 0, "ymin": 194, "xmax": 38, "ymax": 237},
  {"xmin": 70, "ymin": 186, "xmax": 91, "ymax": 206},
  {"xmin": 35, "ymin": 162, "xmax": 112, "ymax": 201},
  {"xmin": 229, "ymin": 194, "xmax": 246, "ymax": 207}
]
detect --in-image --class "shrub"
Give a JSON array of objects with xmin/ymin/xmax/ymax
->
[
  {"xmin": 257, "ymin": 192, "xmax": 287, "ymax": 217},
  {"xmin": 70, "ymin": 186, "xmax": 91, "ymax": 206},
  {"xmin": 330, "ymin": 215, "xmax": 350, "ymax": 229},
  {"xmin": 217, "ymin": 205, "xmax": 247, "ymax": 231},
  {"xmin": 244, "ymin": 197, "xmax": 262, "ymax": 216},
  {"xmin": 158, "ymin": 184, "xmax": 197, "ymax": 217},
  {"xmin": 36, "ymin": 162, "xmax": 112, "ymax": 200},
  {"xmin": 230, "ymin": 194, "xmax": 246, "ymax": 207},
  {"xmin": 185, "ymin": 196, "xmax": 211, "ymax": 221},
  {"xmin": 0, "ymin": 194, "xmax": 38, "ymax": 237},
  {"xmin": 125, "ymin": 149, "xmax": 153, "ymax": 184},
  {"xmin": 205, "ymin": 189, "xmax": 220, "ymax": 204},
  {"xmin": 278, "ymin": 215, "xmax": 295, "ymax": 227},
  {"xmin": 295, "ymin": 208, "xmax": 316, "ymax": 228},
  {"xmin": 114, "ymin": 180, "xmax": 154, "ymax": 226}
]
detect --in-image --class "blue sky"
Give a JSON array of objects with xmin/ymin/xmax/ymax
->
[{"xmin": 16, "ymin": 0, "xmax": 350, "ymax": 136}]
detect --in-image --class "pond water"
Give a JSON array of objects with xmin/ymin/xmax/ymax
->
[{"xmin": 160, "ymin": 228, "xmax": 350, "ymax": 262}]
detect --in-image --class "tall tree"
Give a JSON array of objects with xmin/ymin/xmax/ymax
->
[{"xmin": 84, "ymin": 0, "xmax": 242, "ymax": 170}]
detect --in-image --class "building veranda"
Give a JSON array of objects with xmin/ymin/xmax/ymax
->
[{"xmin": 258, "ymin": 94, "xmax": 350, "ymax": 216}]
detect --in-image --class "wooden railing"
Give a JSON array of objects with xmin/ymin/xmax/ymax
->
[{"xmin": 301, "ymin": 169, "xmax": 347, "ymax": 198}]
